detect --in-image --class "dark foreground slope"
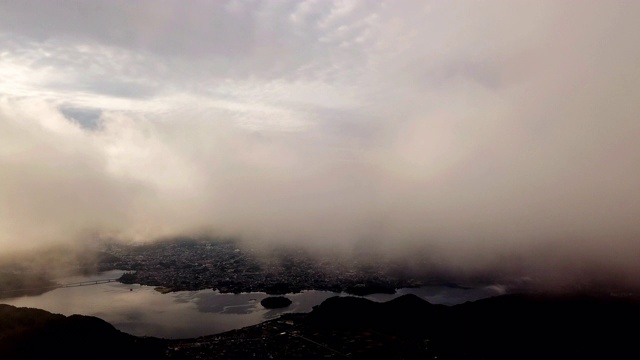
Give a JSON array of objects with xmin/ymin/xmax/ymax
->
[
  {"xmin": 0, "ymin": 304, "xmax": 167, "ymax": 359},
  {"xmin": 305, "ymin": 293, "xmax": 640, "ymax": 358},
  {"xmin": 3, "ymin": 292, "xmax": 640, "ymax": 359},
  {"xmin": 440, "ymin": 293, "xmax": 640, "ymax": 358},
  {"xmin": 170, "ymin": 293, "xmax": 640, "ymax": 359}
]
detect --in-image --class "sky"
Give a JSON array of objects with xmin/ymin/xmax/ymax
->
[{"xmin": 1, "ymin": 1, "xmax": 640, "ymax": 287}]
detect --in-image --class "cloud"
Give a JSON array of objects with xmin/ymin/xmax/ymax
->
[{"xmin": 1, "ymin": 1, "xmax": 640, "ymax": 288}]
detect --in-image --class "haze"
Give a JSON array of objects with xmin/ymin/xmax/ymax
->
[{"xmin": 1, "ymin": 1, "xmax": 640, "ymax": 289}]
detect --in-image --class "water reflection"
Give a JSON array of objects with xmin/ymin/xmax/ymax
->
[{"xmin": 1, "ymin": 270, "xmax": 502, "ymax": 339}]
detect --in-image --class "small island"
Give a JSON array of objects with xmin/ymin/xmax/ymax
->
[{"xmin": 260, "ymin": 296, "xmax": 292, "ymax": 309}]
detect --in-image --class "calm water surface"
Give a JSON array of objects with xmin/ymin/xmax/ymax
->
[{"xmin": 1, "ymin": 270, "xmax": 503, "ymax": 338}]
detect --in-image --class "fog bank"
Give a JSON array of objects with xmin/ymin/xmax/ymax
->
[{"xmin": 1, "ymin": 1, "xmax": 640, "ymax": 288}]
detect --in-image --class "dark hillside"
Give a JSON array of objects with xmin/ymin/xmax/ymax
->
[{"xmin": 0, "ymin": 304, "xmax": 166, "ymax": 359}]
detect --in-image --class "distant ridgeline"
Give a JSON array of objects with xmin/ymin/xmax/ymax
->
[{"xmin": 3, "ymin": 292, "xmax": 640, "ymax": 359}]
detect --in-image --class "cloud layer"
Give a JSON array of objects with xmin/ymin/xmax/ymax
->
[{"xmin": 1, "ymin": 1, "xmax": 640, "ymax": 287}]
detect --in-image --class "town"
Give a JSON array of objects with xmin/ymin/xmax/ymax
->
[{"xmin": 99, "ymin": 238, "xmax": 423, "ymax": 295}]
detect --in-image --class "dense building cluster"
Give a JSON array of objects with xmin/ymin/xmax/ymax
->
[{"xmin": 99, "ymin": 239, "xmax": 416, "ymax": 295}]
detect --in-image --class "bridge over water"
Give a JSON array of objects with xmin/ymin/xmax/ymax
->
[
  {"xmin": 0, "ymin": 277, "xmax": 122, "ymax": 296},
  {"xmin": 59, "ymin": 278, "xmax": 120, "ymax": 288}
]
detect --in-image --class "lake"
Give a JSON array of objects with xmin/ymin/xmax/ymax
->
[{"xmin": 1, "ymin": 270, "xmax": 504, "ymax": 339}]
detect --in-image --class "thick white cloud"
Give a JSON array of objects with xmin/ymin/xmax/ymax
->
[{"xmin": 1, "ymin": 1, "xmax": 640, "ymax": 286}]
